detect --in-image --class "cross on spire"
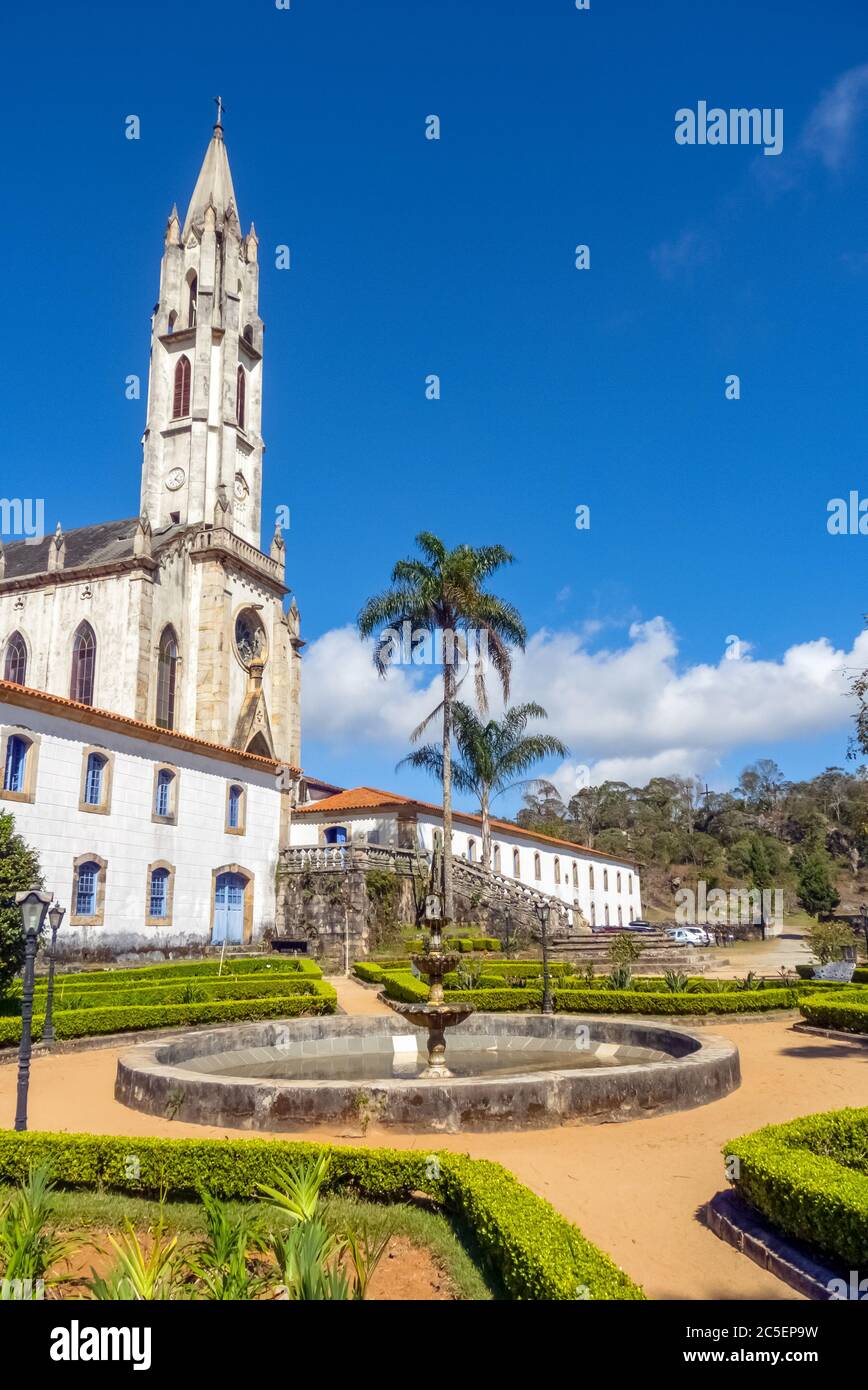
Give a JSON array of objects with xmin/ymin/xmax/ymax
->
[{"xmin": 214, "ymin": 95, "xmax": 226, "ymax": 129}]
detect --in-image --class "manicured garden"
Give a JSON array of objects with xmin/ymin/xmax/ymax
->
[
  {"xmin": 723, "ymin": 1106, "xmax": 868, "ymax": 1269},
  {"xmin": 357, "ymin": 956, "xmax": 868, "ymax": 1018},
  {"xmin": 0, "ymin": 1130, "xmax": 645, "ymax": 1300},
  {"xmin": 0, "ymin": 957, "xmax": 336, "ymax": 1048}
]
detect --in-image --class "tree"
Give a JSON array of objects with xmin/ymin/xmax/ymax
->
[
  {"xmin": 399, "ymin": 702, "xmax": 567, "ymax": 870},
  {"xmin": 796, "ymin": 854, "xmax": 840, "ymax": 919},
  {"xmin": 358, "ymin": 533, "xmax": 526, "ymax": 921},
  {"xmin": 0, "ymin": 810, "xmax": 43, "ymax": 996},
  {"xmin": 806, "ymin": 920, "xmax": 855, "ymax": 966}
]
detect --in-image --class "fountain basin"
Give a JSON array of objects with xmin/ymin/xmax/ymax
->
[{"xmin": 115, "ymin": 1013, "xmax": 740, "ymax": 1133}]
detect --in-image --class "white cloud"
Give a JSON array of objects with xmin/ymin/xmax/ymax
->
[
  {"xmin": 301, "ymin": 616, "xmax": 868, "ymax": 785},
  {"xmin": 802, "ymin": 63, "xmax": 868, "ymax": 171}
]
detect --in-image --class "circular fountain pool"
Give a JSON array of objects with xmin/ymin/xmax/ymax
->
[{"xmin": 115, "ymin": 1013, "xmax": 740, "ymax": 1133}]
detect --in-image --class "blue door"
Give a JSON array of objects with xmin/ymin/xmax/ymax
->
[{"xmin": 213, "ymin": 872, "xmax": 246, "ymax": 944}]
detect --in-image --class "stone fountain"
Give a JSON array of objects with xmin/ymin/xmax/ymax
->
[{"xmin": 379, "ymin": 894, "xmax": 474, "ymax": 1078}]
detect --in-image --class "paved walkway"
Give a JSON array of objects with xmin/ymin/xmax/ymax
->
[
  {"xmin": 3, "ymin": 990, "xmax": 867, "ymax": 1300},
  {"xmin": 327, "ymin": 973, "xmax": 394, "ymax": 1016}
]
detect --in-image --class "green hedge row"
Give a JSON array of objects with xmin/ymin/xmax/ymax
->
[
  {"xmin": 27, "ymin": 975, "xmax": 327, "ymax": 1012},
  {"xmin": 377, "ymin": 971, "xmax": 799, "ymax": 1015},
  {"xmin": 28, "ymin": 957, "xmax": 322, "ymax": 991},
  {"xmin": 0, "ymin": 986, "xmax": 337, "ymax": 1048},
  {"xmin": 0, "ymin": 1131, "xmax": 643, "ymax": 1300},
  {"xmin": 723, "ymin": 1107, "xmax": 868, "ymax": 1268},
  {"xmin": 799, "ymin": 992, "xmax": 868, "ymax": 1034}
]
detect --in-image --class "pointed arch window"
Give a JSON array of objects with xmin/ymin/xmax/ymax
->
[
  {"xmin": 172, "ymin": 355, "xmax": 191, "ymax": 419},
  {"xmin": 156, "ymin": 626, "xmax": 179, "ymax": 730},
  {"xmin": 533, "ymin": 853, "xmax": 541, "ymax": 881},
  {"xmin": 513, "ymin": 848, "xmax": 520, "ymax": 877},
  {"xmin": 236, "ymin": 365, "xmax": 246, "ymax": 430},
  {"xmin": 188, "ymin": 274, "xmax": 197, "ymax": 327},
  {"xmin": 493, "ymin": 844, "xmax": 501, "ymax": 873},
  {"xmin": 70, "ymin": 622, "xmax": 96, "ymax": 705},
  {"xmin": 554, "ymin": 856, "xmax": 561, "ymax": 885},
  {"xmin": 3, "ymin": 631, "xmax": 27, "ymax": 686}
]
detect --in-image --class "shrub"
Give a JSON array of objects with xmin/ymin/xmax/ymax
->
[
  {"xmin": 352, "ymin": 963, "xmax": 385, "ymax": 984},
  {"xmin": 723, "ymin": 1107, "xmax": 868, "ymax": 1268},
  {"xmin": 0, "ymin": 986, "xmax": 336, "ymax": 1048},
  {"xmin": 0, "ymin": 1131, "xmax": 644, "ymax": 1300},
  {"xmin": 25, "ymin": 976, "xmax": 328, "ymax": 1012},
  {"xmin": 799, "ymin": 992, "xmax": 868, "ymax": 1034}
]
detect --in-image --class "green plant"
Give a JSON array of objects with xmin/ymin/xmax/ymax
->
[
  {"xmin": 257, "ymin": 1153, "xmax": 331, "ymax": 1224},
  {"xmin": 88, "ymin": 1218, "xmax": 186, "ymax": 1300},
  {"xmin": 0, "ymin": 810, "xmax": 43, "ymax": 997},
  {"xmin": 662, "ymin": 970, "xmax": 689, "ymax": 993},
  {"xmin": 806, "ymin": 920, "xmax": 856, "ymax": 966},
  {"xmin": 800, "ymin": 991, "xmax": 868, "ymax": 1034},
  {"xmin": 270, "ymin": 1218, "xmax": 351, "ymax": 1300},
  {"xmin": 734, "ymin": 971, "xmax": 762, "ymax": 992},
  {"xmin": 0, "ymin": 1164, "xmax": 75, "ymax": 1294},
  {"xmin": 0, "ymin": 1131, "xmax": 643, "ymax": 1300},
  {"xmin": 185, "ymin": 1190, "xmax": 266, "ymax": 1300}
]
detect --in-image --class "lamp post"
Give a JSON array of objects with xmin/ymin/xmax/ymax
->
[
  {"xmin": 13, "ymin": 890, "xmax": 51, "ymax": 1132},
  {"xmin": 531, "ymin": 900, "xmax": 554, "ymax": 1015},
  {"xmin": 41, "ymin": 901, "xmax": 66, "ymax": 1045}
]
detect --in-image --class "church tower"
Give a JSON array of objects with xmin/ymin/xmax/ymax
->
[{"xmin": 140, "ymin": 104, "xmax": 264, "ymax": 550}]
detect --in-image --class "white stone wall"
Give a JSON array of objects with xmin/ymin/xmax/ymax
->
[
  {"xmin": 291, "ymin": 806, "xmax": 642, "ymax": 924},
  {"xmin": 0, "ymin": 697, "xmax": 281, "ymax": 959}
]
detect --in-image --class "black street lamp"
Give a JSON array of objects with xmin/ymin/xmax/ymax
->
[
  {"xmin": 532, "ymin": 901, "xmax": 554, "ymax": 1015},
  {"xmin": 42, "ymin": 901, "xmax": 66, "ymax": 1045},
  {"xmin": 13, "ymin": 889, "xmax": 52, "ymax": 1132}
]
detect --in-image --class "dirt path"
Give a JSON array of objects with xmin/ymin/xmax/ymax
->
[
  {"xmin": 2, "ymin": 1015, "xmax": 866, "ymax": 1300},
  {"xmin": 327, "ymin": 974, "xmax": 394, "ymax": 1016}
]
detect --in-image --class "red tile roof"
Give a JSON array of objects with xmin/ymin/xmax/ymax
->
[
  {"xmin": 296, "ymin": 785, "xmax": 636, "ymax": 864},
  {"xmin": 0, "ymin": 679, "xmax": 298, "ymax": 774}
]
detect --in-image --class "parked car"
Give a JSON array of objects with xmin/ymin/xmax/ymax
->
[{"xmin": 667, "ymin": 926, "xmax": 711, "ymax": 947}]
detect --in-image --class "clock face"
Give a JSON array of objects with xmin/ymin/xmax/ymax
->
[
  {"xmin": 234, "ymin": 473, "xmax": 249, "ymax": 502},
  {"xmin": 165, "ymin": 467, "xmax": 186, "ymax": 492}
]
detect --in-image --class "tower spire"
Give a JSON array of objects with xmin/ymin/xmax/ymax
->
[{"xmin": 182, "ymin": 106, "xmax": 238, "ymax": 238}]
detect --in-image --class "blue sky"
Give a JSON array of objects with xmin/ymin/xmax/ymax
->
[{"xmin": 4, "ymin": 0, "xmax": 868, "ymax": 811}]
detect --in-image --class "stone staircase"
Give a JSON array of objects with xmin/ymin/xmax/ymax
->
[{"xmin": 546, "ymin": 930, "xmax": 708, "ymax": 972}]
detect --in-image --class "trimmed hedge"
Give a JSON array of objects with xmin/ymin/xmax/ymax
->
[
  {"xmin": 0, "ymin": 986, "xmax": 336, "ymax": 1048},
  {"xmin": 724, "ymin": 1107, "xmax": 868, "ymax": 1268},
  {"xmin": 0, "ymin": 1130, "xmax": 644, "ymax": 1300},
  {"xmin": 28, "ymin": 957, "xmax": 322, "ymax": 991},
  {"xmin": 28, "ymin": 975, "xmax": 327, "ymax": 1011},
  {"xmin": 799, "ymin": 991, "xmax": 868, "ymax": 1034}
]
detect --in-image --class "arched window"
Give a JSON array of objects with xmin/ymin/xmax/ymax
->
[
  {"xmin": 590, "ymin": 902, "xmax": 596, "ymax": 927},
  {"xmin": 243, "ymin": 324, "xmax": 254, "ymax": 344},
  {"xmin": 167, "ymin": 310, "xmax": 177, "ymax": 334},
  {"xmin": 188, "ymin": 274, "xmax": 197, "ymax": 327},
  {"xmin": 156, "ymin": 626, "xmax": 179, "ymax": 729},
  {"xmin": 618, "ymin": 906, "xmax": 623, "ymax": 926},
  {"xmin": 3, "ymin": 631, "xmax": 27, "ymax": 685},
  {"xmin": 70, "ymin": 622, "xmax": 96, "ymax": 705},
  {"xmin": 603, "ymin": 869, "xmax": 609, "ymax": 891},
  {"xmin": 572, "ymin": 862, "xmax": 578, "ymax": 889},
  {"xmin": 149, "ymin": 867, "xmax": 170, "ymax": 919},
  {"xmin": 617, "ymin": 872, "xmax": 622, "ymax": 892},
  {"xmin": 172, "ymin": 355, "xmax": 191, "ymax": 419},
  {"xmin": 236, "ymin": 365, "xmax": 246, "ymax": 430},
  {"xmin": 513, "ymin": 848, "xmax": 520, "ymax": 876},
  {"xmin": 589, "ymin": 866, "xmax": 595, "ymax": 890},
  {"xmin": 493, "ymin": 844, "xmax": 501, "ymax": 873},
  {"xmin": 533, "ymin": 853, "xmax": 541, "ymax": 880},
  {"xmin": 75, "ymin": 861, "xmax": 100, "ymax": 917},
  {"xmin": 84, "ymin": 752, "xmax": 107, "ymax": 806},
  {"xmin": 604, "ymin": 905, "xmax": 610, "ymax": 926},
  {"xmin": 554, "ymin": 856, "xmax": 561, "ymax": 884},
  {"xmin": 227, "ymin": 783, "xmax": 245, "ymax": 832},
  {"xmin": 467, "ymin": 839, "xmax": 476, "ymax": 862},
  {"xmin": 155, "ymin": 768, "xmax": 175, "ymax": 818},
  {"xmin": 3, "ymin": 735, "xmax": 28, "ymax": 793}
]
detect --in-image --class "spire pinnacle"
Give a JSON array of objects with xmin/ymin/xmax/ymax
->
[{"xmin": 182, "ymin": 112, "xmax": 239, "ymax": 238}]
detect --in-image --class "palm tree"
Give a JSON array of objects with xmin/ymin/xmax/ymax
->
[
  {"xmin": 358, "ymin": 533, "xmax": 525, "ymax": 920},
  {"xmin": 399, "ymin": 702, "xmax": 568, "ymax": 872}
]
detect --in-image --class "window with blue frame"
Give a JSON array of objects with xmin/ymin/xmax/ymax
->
[
  {"xmin": 149, "ymin": 868, "xmax": 169, "ymax": 919},
  {"xmin": 227, "ymin": 784, "xmax": 243, "ymax": 830},
  {"xmin": 84, "ymin": 753, "xmax": 106, "ymax": 806},
  {"xmin": 3, "ymin": 736, "xmax": 28, "ymax": 793},
  {"xmin": 155, "ymin": 769, "xmax": 174, "ymax": 818},
  {"xmin": 75, "ymin": 862, "xmax": 99, "ymax": 917}
]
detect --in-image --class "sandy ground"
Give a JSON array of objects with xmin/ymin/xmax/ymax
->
[{"xmin": 3, "ymin": 977, "xmax": 867, "ymax": 1300}]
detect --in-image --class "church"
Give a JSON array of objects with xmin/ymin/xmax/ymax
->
[{"xmin": 0, "ymin": 117, "xmax": 641, "ymax": 961}]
